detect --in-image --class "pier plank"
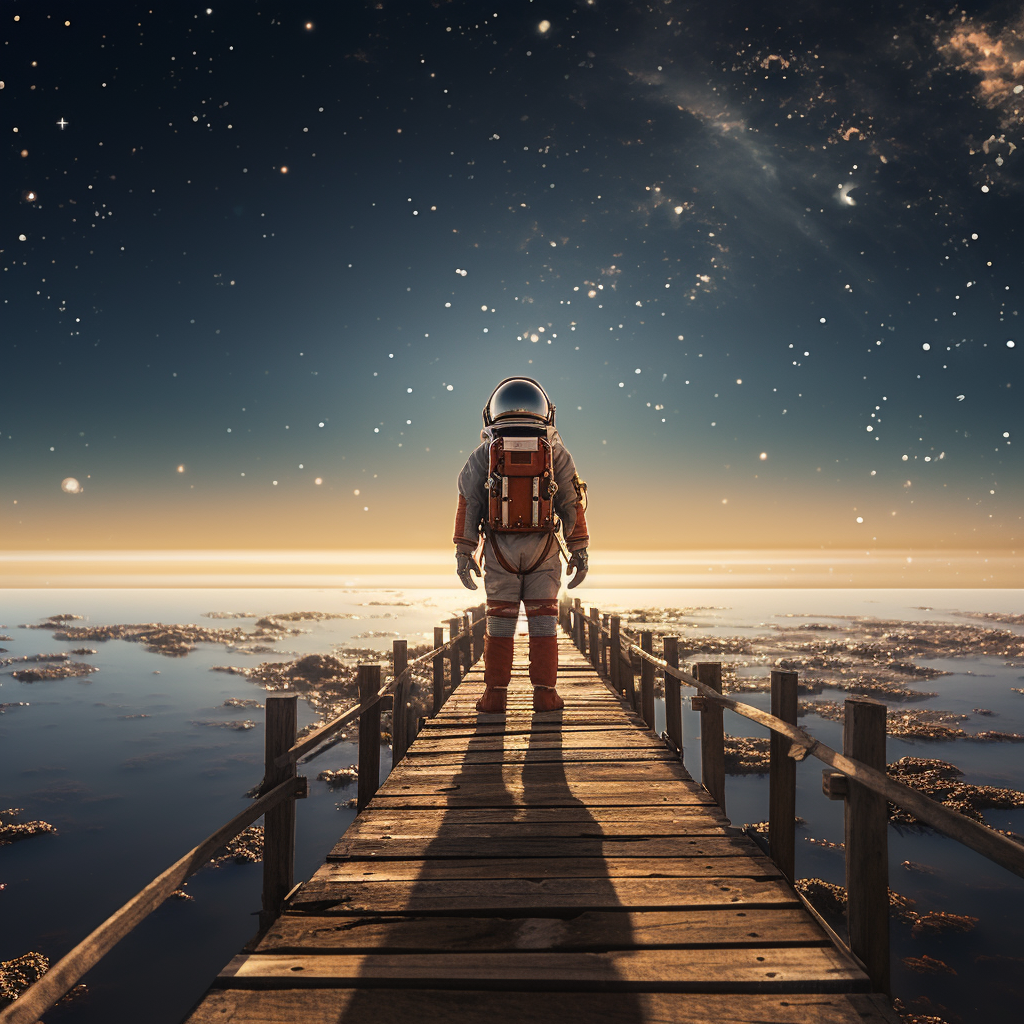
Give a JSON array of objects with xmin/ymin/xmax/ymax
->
[
  {"xmin": 216, "ymin": 946, "xmax": 869, "ymax": 991},
  {"xmin": 188, "ymin": 991, "xmax": 901, "ymax": 1024},
  {"xmin": 254, "ymin": 908, "xmax": 830, "ymax": 953}
]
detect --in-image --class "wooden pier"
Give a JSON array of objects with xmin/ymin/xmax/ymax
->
[{"xmin": 183, "ymin": 630, "xmax": 899, "ymax": 1024}]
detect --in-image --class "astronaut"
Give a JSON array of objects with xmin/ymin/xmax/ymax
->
[{"xmin": 452, "ymin": 377, "xmax": 589, "ymax": 714}]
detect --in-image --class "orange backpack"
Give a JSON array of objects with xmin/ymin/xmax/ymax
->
[{"xmin": 486, "ymin": 435, "xmax": 556, "ymax": 533}]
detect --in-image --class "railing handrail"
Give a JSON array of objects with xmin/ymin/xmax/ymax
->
[
  {"xmin": 567, "ymin": 602, "xmax": 1024, "ymax": 882},
  {"xmin": 0, "ymin": 776, "xmax": 305, "ymax": 1024}
]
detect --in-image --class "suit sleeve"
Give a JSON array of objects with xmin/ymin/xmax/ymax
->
[
  {"xmin": 453, "ymin": 444, "xmax": 488, "ymax": 553},
  {"xmin": 552, "ymin": 445, "xmax": 589, "ymax": 551}
]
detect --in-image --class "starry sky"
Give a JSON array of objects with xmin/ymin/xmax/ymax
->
[{"xmin": 2, "ymin": 0, "xmax": 1020, "ymax": 553}]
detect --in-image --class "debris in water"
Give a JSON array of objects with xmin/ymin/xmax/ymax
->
[
  {"xmin": 902, "ymin": 954, "xmax": 957, "ymax": 975},
  {"xmin": 190, "ymin": 719, "xmax": 257, "ymax": 730},
  {"xmin": 222, "ymin": 697, "xmax": 264, "ymax": 709},
  {"xmin": 0, "ymin": 808, "xmax": 58, "ymax": 845},
  {"xmin": 208, "ymin": 824, "xmax": 263, "ymax": 866},
  {"xmin": 886, "ymin": 757, "xmax": 1024, "ymax": 825},
  {"xmin": 10, "ymin": 660, "xmax": 98, "ymax": 682},
  {"xmin": 318, "ymin": 766, "xmax": 358, "ymax": 787}
]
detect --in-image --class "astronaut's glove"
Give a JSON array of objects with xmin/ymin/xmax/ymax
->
[
  {"xmin": 566, "ymin": 547, "xmax": 589, "ymax": 590},
  {"xmin": 456, "ymin": 551, "xmax": 481, "ymax": 591}
]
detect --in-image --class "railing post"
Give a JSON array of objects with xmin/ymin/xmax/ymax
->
[
  {"xmin": 625, "ymin": 648, "xmax": 637, "ymax": 711},
  {"xmin": 769, "ymin": 669, "xmax": 798, "ymax": 883},
  {"xmin": 601, "ymin": 614, "xmax": 610, "ymax": 676},
  {"xmin": 462, "ymin": 612, "xmax": 472, "ymax": 672},
  {"xmin": 432, "ymin": 625, "xmax": 445, "ymax": 714},
  {"xmin": 610, "ymin": 616, "xmax": 621, "ymax": 692},
  {"xmin": 449, "ymin": 619, "xmax": 463, "ymax": 692},
  {"xmin": 574, "ymin": 598, "xmax": 584, "ymax": 652},
  {"xmin": 261, "ymin": 694, "xmax": 297, "ymax": 930},
  {"xmin": 640, "ymin": 631, "xmax": 655, "ymax": 728},
  {"xmin": 391, "ymin": 639, "xmax": 409, "ymax": 765},
  {"xmin": 844, "ymin": 696, "xmax": 890, "ymax": 995},
  {"xmin": 588, "ymin": 607, "xmax": 600, "ymax": 671},
  {"xmin": 695, "ymin": 662, "xmax": 725, "ymax": 813},
  {"xmin": 664, "ymin": 636, "xmax": 682, "ymax": 755},
  {"xmin": 356, "ymin": 665, "xmax": 382, "ymax": 812},
  {"xmin": 468, "ymin": 606, "xmax": 481, "ymax": 663}
]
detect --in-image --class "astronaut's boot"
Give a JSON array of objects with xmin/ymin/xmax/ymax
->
[
  {"xmin": 477, "ymin": 635, "xmax": 514, "ymax": 713},
  {"xmin": 530, "ymin": 636, "xmax": 564, "ymax": 712}
]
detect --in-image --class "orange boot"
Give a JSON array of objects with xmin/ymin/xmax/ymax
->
[
  {"xmin": 477, "ymin": 634, "xmax": 514, "ymax": 713},
  {"xmin": 529, "ymin": 635, "xmax": 564, "ymax": 712}
]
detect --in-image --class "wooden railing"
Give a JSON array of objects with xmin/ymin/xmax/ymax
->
[
  {"xmin": 559, "ymin": 595, "xmax": 1024, "ymax": 997},
  {"xmin": 0, "ymin": 604, "xmax": 486, "ymax": 1024}
]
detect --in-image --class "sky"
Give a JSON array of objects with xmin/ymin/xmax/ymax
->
[{"xmin": 1, "ymin": 0, "xmax": 1021, "ymax": 553}]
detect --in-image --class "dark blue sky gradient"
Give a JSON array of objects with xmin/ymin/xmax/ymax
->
[{"xmin": 2, "ymin": 0, "xmax": 1020, "ymax": 549}]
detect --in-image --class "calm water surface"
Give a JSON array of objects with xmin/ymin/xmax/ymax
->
[{"xmin": 2, "ymin": 587, "xmax": 1022, "ymax": 1023}]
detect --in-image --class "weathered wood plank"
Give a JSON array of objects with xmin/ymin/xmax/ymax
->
[
  {"xmin": 402, "ymin": 748, "xmax": 679, "ymax": 765},
  {"xmin": 373, "ymin": 780, "xmax": 715, "ymax": 801},
  {"xmin": 337, "ymin": 819, "xmax": 741, "ymax": 841},
  {"xmin": 289, "ymin": 875, "xmax": 800, "ymax": 913},
  {"xmin": 310, "ymin": 854, "xmax": 782, "ymax": 882},
  {"xmin": 339, "ymin": 805, "xmax": 723, "ymax": 825},
  {"xmin": 366, "ymin": 791, "xmax": 721, "ymax": 810},
  {"xmin": 385, "ymin": 761, "xmax": 695, "ymax": 783},
  {"xmin": 216, "ymin": 946, "xmax": 868, "ymax": 992},
  {"xmin": 255, "ymin": 908, "xmax": 830, "ymax": 953},
  {"xmin": 328, "ymin": 836, "xmax": 745, "ymax": 860},
  {"xmin": 186, "ymin": 990, "xmax": 902, "ymax": 1024},
  {"xmin": 418, "ymin": 722, "xmax": 645, "ymax": 737},
  {"xmin": 408, "ymin": 735, "xmax": 666, "ymax": 751}
]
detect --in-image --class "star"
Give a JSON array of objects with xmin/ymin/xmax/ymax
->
[{"xmin": 56, "ymin": 117, "xmax": 68, "ymax": 129}]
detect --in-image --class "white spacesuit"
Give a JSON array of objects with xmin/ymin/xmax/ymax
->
[{"xmin": 453, "ymin": 377, "xmax": 589, "ymax": 713}]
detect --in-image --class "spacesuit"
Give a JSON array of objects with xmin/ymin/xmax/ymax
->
[{"xmin": 452, "ymin": 378, "xmax": 589, "ymax": 714}]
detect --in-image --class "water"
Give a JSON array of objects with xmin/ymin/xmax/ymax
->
[{"xmin": 2, "ymin": 587, "xmax": 1023, "ymax": 1023}]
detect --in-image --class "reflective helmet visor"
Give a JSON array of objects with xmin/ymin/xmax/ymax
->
[{"xmin": 486, "ymin": 378, "xmax": 551, "ymax": 425}]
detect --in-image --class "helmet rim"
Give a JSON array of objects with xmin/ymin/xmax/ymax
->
[{"xmin": 483, "ymin": 376, "xmax": 554, "ymax": 428}]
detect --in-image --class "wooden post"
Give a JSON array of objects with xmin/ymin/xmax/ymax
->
[
  {"xmin": 391, "ymin": 640, "xmax": 409, "ymax": 765},
  {"xmin": 664, "ymin": 636, "xmax": 682, "ymax": 755},
  {"xmin": 449, "ymin": 619, "xmax": 463, "ymax": 693},
  {"xmin": 471, "ymin": 605, "xmax": 482, "ymax": 663},
  {"xmin": 574, "ymin": 598, "xmax": 584, "ymax": 652},
  {"xmin": 601, "ymin": 614, "xmax": 610, "ymax": 677},
  {"xmin": 356, "ymin": 665, "xmax": 382, "ymax": 812},
  {"xmin": 769, "ymin": 670, "xmax": 798, "ymax": 883},
  {"xmin": 640, "ymin": 631, "xmax": 655, "ymax": 728},
  {"xmin": 261, "ymin": 694, "xmax": 297, "ymax": 930},
  {"xmin": 696, "ymin": 662, "xmax": 725, "ymax": 813},
  {"xmin": 610, "ymin": 616, "xmax": 621, "ymax": 693},
  {"xmin": 624, "ymin": 650, "xmax": 637, "ymax": 712},
  {"xmin": 432, "ymin": 625, "xmax": 445, "ymax": 715},
  {"xmin": 588, "ymin": 607, "xmax": 600, "ymax": 671},
  {"xmin": 844, "ymin": 697, "xmax": 890, "ymax": 995}
]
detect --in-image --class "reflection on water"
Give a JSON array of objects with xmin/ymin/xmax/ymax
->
[{"xmin": 1, "ymin": 587, "xmax": 1022, "ymax": 1023}]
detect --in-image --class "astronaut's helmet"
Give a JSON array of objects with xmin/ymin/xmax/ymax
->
[{"xmin": 483, "ymin": 377, "xmax": 555, "ymax": 434}]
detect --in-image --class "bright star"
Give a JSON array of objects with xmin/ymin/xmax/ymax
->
[{"xmin": 56, "ymin": 117, "xmax": 68, "ymax": 130}]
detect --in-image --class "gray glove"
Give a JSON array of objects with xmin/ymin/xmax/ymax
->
[
  {"xmin": 456, "ymin": 551, "xmax": 481, "ymax": 590},
  {"xmin": 566, "ymin": 547, "xmax": 589, "ymax": 590}
]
